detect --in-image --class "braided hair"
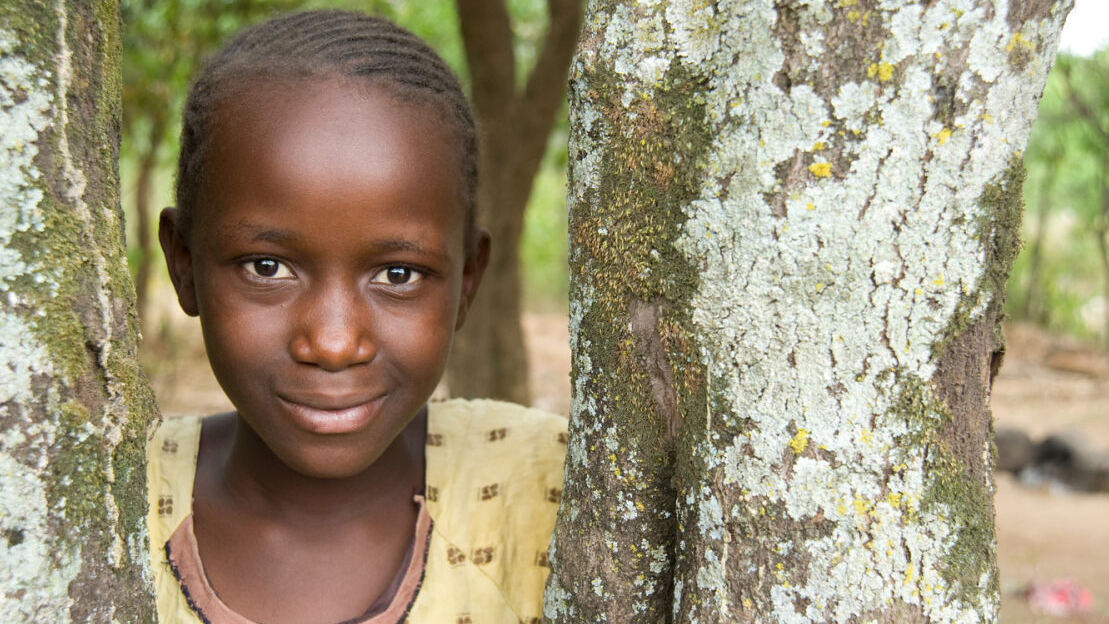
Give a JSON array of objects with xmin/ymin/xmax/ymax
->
[{"xmin": 176, "ymin": 10, "xmax": 478, "ymax": 248}]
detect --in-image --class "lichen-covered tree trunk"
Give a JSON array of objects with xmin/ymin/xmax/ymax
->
[
  {"xmin": 1, "ymin": 1, "xmax": 158, "ymax": 622},
  {"xmin": 546, "ymin": 1, "xmax": 1070, "ymax": 622}
]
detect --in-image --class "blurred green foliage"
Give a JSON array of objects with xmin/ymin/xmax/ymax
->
[
  {"xmin": 121, "ymin": 0, "xmax": 571, "ymax": 315},
  {"xmin": 1007, "ymin": 48, "xmax": 1109, "ymax": 342}
]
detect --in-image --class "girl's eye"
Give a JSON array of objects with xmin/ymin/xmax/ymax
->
[
  {"xmin": 371, "ymin": 266, "xmax": 423, "ymax": 286},
  {"xmin": 244, "ymin": 258, "xmax": 293, "ymax": 279}
]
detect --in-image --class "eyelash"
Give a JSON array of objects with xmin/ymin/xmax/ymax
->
[{"xmin": 240, "ymin": 258, "xmax": 423, "ymax": 286}]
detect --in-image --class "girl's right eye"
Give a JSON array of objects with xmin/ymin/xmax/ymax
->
[{"xmin": 243, "ymin": 258, "xmax": 293, "ymax": 279}]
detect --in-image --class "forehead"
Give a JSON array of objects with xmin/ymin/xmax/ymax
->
[{"xmin": 200, "ymin": 77, "xmax": 466, "ymax": 234}]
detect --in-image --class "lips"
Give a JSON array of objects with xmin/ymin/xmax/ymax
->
[{"xmin": 277, "ymin": 392, "xmax": 385, "ymax": 435}]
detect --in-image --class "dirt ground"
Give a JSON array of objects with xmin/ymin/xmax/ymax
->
[{"xmin": 148, "ymin": 306, "xmax": 1108, "ymax": 622}]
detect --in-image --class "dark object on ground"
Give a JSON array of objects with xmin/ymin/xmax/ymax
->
[
  {"xmin": 995, "ymin": 427, "xmax": 1036, "ymax": 473},
  {"xmin": 1027, "ymin": 431, "xmax": 1109, "ymax": 493}
]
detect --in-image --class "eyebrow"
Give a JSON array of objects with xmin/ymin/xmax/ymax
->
[{"xmin": 230, "ymin": 223, "xmax": 452, "ymax": 263}]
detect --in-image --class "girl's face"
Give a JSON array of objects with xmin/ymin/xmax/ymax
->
[{"xmin": 161, "ymin": 78, "xmax": 487, "ymax": 478}]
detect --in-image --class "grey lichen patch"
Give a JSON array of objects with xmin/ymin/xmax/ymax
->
[{"xmin": 659, "ymin": 0, "xmax": 1066, "ymax": 622}]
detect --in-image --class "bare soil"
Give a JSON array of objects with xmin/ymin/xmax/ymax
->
[{"xmin": 146, "ymin": 303, "xmax": 1108, "ymax": 622}]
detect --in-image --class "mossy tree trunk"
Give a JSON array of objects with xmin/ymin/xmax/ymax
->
[
  {"xmin": 546, "ymin": 1, "xmax": 1070, "ymax": 622},
  {"xmin": 0, "ymin": 1, "xmax": 158, "ymax": 622}
]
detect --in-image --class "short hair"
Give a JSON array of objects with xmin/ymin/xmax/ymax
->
[{"xmin": 175, "ymin": 10, "xmax": 478, "ymax": 248}]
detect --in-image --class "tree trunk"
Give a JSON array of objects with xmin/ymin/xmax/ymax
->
[
  {"xmin": 133, "ymin": 118, "xmax": 164, "ymax": 320},
  {"xmin": 0, "ymin": 1, "xmax": 158, "ymax": 622},
  {"xmin": 1022, "ymin": 179, "xmax": 1052, "ymax": 324},
  {"xmin": 447, "ymin": 0, "xmax": 582, "ymax": 403},
  {"xmin": 546, "ymin": 1, "xmax": 1070, "ymax": 622}
]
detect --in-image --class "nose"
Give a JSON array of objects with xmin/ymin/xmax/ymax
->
[{"xmin": 289, "ymin": 280, "xmax": 375, "ymax": 371}]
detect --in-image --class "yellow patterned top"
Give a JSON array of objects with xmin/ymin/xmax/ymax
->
[{"xmin": 147, "ymin": 398, "xmax": 568, "ymax": 624}]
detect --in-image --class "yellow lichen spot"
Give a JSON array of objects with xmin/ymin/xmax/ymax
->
[
  {"xmin": 806, "ymin": 201, "xmax": 816, "ymax": 211},
  {"xmin": 982, "ymin": 113, "xmax": 994, "ymax": 124},
  {"xmin": 812, "ymin": 141, "xmax": 827, "ymax": 151},
  {"xmin": 743, "ymin": 598, "xmax": 752, "ymax": 608},
  {"xmin": 932, "ymin": 274, "xmax": 945, "ymax": 286},
  {"xmin": 815, "ymin": 282, "xmax": 825, "ymax": 293},
  {"xmin": 935, "ymin": 127, "xmax": 952, "ymax": 145},
  {"xmin": 887, "ymin": 492, "xmax": 902, "ymax": 507},
  {"xmin": 953, "ymin": 8, "xmax": 964, "ymax": 17},
  {"xmin": 789, "ymin": 428, "xmax": 810, "ymax": 454},
  {"xmin": 861, "ymin": 11, "xmax": 870, "ymax": 26},
  {"xmin": 837, "ymin": 0, "xmax": 857, "ymax": 6},
  {"xmin": 1006, "ymin": 32, "xmax": 1033, "ymax": 53},
  {"xmin": 939, "ymin": 22, "xmax": 949, "ymax": 30},
  {"xmin": 859, "ymin": 428, "xmax": 872, "ymax": 444},
  {"xmin": 853, "ymin": 498, "xmax": 871, "ymax": 516},
  {"xmin": 759, "ymin": 139, "xmax": 766, "ymax": 147},
  {"xmin": 914, "ymin": 287, "xmax": 923, "ymax": 295},
  {"xmin": 837, "ymin": 502, "xmax": 848, "ymax": 515},
  {"xmin": 821, "ymin": 120, "xmax": 832, "ymax": 127},
  {"xmin": 847, "ymin": 9, "xmax": 860, "ymax": 22},
  {"xmin": 809, "ymin": 162, "xmax": 832, "ymax": 178},
  {"xmin": 874, "ymin": 62, "xmax": 894, "ymax": 81},
  {"xmin": 866, "ymin": 63, "xmax": 877, "ymax": 78}
]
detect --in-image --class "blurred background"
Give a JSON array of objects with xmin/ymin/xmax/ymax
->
[{"xmin": 120, "ymin": 1, "xmax": 1107, "ymax": 621}]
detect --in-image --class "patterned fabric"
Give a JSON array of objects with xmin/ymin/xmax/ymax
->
[{"xmin": 147, "ymin": 399, "xmax": 568, "ymax": 624}]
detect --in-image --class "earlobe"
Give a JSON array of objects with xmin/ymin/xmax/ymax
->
[
  {"xmin": 455, "ymin": 229, "xmax": 491, "ymax": 331},
  {"xmin": 158, "ymin": 207, "xmax": 199, "ymax": 317}
]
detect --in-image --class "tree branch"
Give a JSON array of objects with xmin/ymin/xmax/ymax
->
[
  {"xmin": 456, "ymin": 0, "xmax": 516, "ymax": 120},
  {"xmin": 503, "ymin": 0, "xmax": 583, "ymax": 188}
]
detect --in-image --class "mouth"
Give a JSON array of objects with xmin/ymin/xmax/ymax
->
[{"xmin": 277, "ymin": 393, "xmax": 385, "ymax": 435}]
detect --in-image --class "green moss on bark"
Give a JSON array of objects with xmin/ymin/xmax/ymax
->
[
  {"xmin": 932, "ymin": 159, "xmax": 1025, "ymax": 359},
  {"xmin": 883, "ymin": 370, "xmax": 997, "ymax": 607}
]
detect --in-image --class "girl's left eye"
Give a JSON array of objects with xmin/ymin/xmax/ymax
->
[
  {"xmin": 244, "ymin": 258, "xmax": 293, "ymax": 279},
  {"xmin": 371, "ymin": 266, "xmax": 423, "ymax": 286}
]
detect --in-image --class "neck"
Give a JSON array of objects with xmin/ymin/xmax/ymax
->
[{"xmin": 217, "ymin": 410, "xmax": 426, "ymax": 523}]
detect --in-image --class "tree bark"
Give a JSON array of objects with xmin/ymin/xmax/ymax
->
[
  {"xmin": 447, "ymin": 0, "xmax": 582, "ymax": 403},
  {"xmin": 546, "ymin": 1, "xmax": 1070, "ymax": 622},
  {"xmin": 0, "ymin": 1, "xmax": 158, "ymax": 622}
]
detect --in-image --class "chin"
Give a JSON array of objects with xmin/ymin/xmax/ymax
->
[{"xmin": 282, "ymin": 445, "xmax": 385, "ymax": 480}]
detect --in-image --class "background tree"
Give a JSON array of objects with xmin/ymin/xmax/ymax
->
[
  {"xmin": 1009, "ymin": 49, "xmax": 1109, "ymax": 343},
  {"xmin": 446, "ymin": 0, "xmax": 583, "ymax": 403},
  {"xmin": 0, "ymin": 1, "xmax": 157, "ymax": 621},
  {"xmin": 545, "ymin": 0, "xmax": 1070, "ymax": 622}
]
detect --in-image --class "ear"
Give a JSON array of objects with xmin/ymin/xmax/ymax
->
[
  {"xmin": 455, "ymin": 228, "xmax": 491, "ymax": 331},
  {"xmin": 158, "ymin": 207, "xmax": 199, "ymax": 317}
]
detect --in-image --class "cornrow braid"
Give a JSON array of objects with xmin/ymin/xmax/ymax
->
[{"xmin": 175, "ymin": 10, "xmax": 478, "ymax": 248}]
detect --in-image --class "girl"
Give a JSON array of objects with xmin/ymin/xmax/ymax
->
[{"xmin": 148, "ymin": 10, "xmax": 567, "ymax": 624}]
